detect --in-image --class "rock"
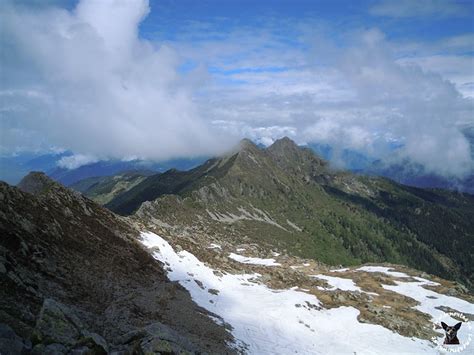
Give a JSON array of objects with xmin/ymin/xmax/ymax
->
[
  {"xmin": 32, "ymin": 298, "xmax": 83, "ymax": 346},
  {"xmin": 63, "ymin": 207, "xmax": 73, "ymax": 218},
  {"xmin": 140, "ymin": 338, "xmax": 176, "ymax": 354},
  {"xmin": 0, "ymin": 323, "xmax": 32, "ymax": 355},
  {"xmin": 335, "ymin": 293, "xmax": 346, "ymax": 303},
  {"xmin": 118, "ymin": 321, "xmax": 198, "ymax": 354},
  {"xmin": 32, "ymin": 343, "xmax": 68, "ymax": 354},
  {"xmin": 446, "ymin": 288, "xmax": 459, "ymax": 297},
  {"xmin": 17, "ymin": 172, "xmax": 54, "ymax": 195},
  {"xmin": 77, "ymin": 331, "xmax": 108, "ymax": 354},
  {"xmin": 455, "ymin": 283, "xmax": 468, "ymax": 294},
  {"xmin": 208, "ymin": 288, "xmax": 219, "ymax": 295},
  {"xmin": 69, "ymin": 345, "xmax": 92, "ymax": 354}
]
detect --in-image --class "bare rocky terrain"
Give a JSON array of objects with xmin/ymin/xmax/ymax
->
[{"xmin": 0, "ymin": 172, "xmax": 234, "ymax": 354}]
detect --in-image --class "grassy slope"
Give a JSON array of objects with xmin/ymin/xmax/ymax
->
[
  {"xmin": 106, "ymin": 156, "xmax": 238, "ymax": 215},
  {"xmin": 109, "ymin": 139, "xmax": 474, "ymax": 288},
  {"xmin": 70, "ymin": 170, "xmax": 154, "ymax": 205}
]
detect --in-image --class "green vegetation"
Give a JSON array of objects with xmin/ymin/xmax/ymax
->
[
  {"xmin": 69, "ymin": 170, "xmax": 154, "ymax": 205},
  {"xmin": 101, "ymin": 138, "xmax": 474, "ymax": 289}
]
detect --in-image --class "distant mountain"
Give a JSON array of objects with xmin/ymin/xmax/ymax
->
[
  {"xmin": 364, "ymin": 160, "xmax": 474, "ymax": 195},
  {"xmin": 305, "ymin": 143, "xmax": 474, "ymax": 194},
  {"xmin": 70, "ymin": 169, "xmax": 156, "ymax": 205},
  {"xmin": 307, "ymin": 143, "xmax": 375, "ymax": 171},
  {"xmin": 0, "ymin": 150, "xmax": 206, "ymax": 186},
  {"xmin": 104, "ymin": 137, "xmax": 474, "ymax": 289},
  {"xmin": 0, "ymin": 152, "xmax": 71, "ymax": 185},
  {"xmin": 0, "ymin": 172, "xmax": 233, "ymax": 353},
  {"xmin": 49, "ymin": 158, "xmax": 205, "ymax": 186}
]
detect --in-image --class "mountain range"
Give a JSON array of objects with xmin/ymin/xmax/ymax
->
[
  {"xmin": 2, "ymin": 134, "xmax": 473, "ymax": 194},
  {"xmin": 1, "ymin": 139, "xmax": 473, "ymax": 353},
  {"xmin": 0, "ymin": 153, "xmax": 204, "ymax": 186},
  {"xmin": 75, "ymin": 138, "xmax": 473, "ymax": 289}
]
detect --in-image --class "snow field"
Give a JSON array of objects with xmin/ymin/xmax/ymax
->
[{"xmin": 140, "ymin": 232, "xmax": 473, "ymax": 354}]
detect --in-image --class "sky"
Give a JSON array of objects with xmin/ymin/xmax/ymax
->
[{"xmin": 1, "ymin": 0, "xmax": 473, "ymax": 176}]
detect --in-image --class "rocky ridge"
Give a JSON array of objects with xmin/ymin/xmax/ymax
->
[
  {"xmin": 0, "ymin": 172, "xmax": 234, "ymax": 354},
  {"xmin": 114, "ymin": 138, "xmax": 474, "ymax": 289}
]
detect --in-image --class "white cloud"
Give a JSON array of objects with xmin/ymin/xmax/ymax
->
[
  {"xmin": 397, "ymin": 55, "xmax": 474, "ymax": 98},
  {"xmin": 195, "ymin": 27, "xmax": 474, "ymax": 177},
  {"xmin": 0, "ymin": 0, "xmax": 235, "ymax": 162},
  {"xmin": 57, "ymin": 154, "xmax": 99, "ymax": 170},
  {"xmin": 1, "ymin": 2, "xmax": 473, "ymax": 177},
  {"xmin": 369, "ymin": 0, "xmax": 468, "ymax": 18}
]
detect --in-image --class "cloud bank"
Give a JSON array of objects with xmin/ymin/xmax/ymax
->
[
  {"xmin": 189, "ymin": 27, "xmax": 474, "ymax": 177},
  {"xmin": 1, "ymin": 0, "xmax": 473, "ymax": 178},
  {"xmin": 0, "ymin": 0, "xmax": 234, "ymax": 161}
]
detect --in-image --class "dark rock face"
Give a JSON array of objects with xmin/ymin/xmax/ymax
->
[
  {"xmin": 117, "ymin": 322, "xmax": 201, "ymax": 354},
  {"xmin": 32, "ymin": 299, "xmax": 84, "ymax": 347},
  {"xmin": 30, "ymin": 298, "xmax": 108, "ymax": 353},
  {"xmin": 0, "ymin": 323, "xmax": 32, "ymax": 354},
  {"xmin": 0, "ymin": 173, "xmax": 234, "ymax": 354}
]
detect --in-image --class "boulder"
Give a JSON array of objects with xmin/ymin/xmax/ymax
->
[
  {"xmin": 0, "ymin": 323, "xmax": 32, "ymax": 355},
  {"xmin": 77, "ymin": 331, "xmax": 108, "ymax": 354},
  {"xmin": 32, "ymin": 298, "xmax": 83, "ymax": 346},
  {"xmin": 31, "ymin": 343, "xmax": 68, "ymax": 354},
  {"xmin": 118, "ymin": 321, "xmax": 198, "ymax": 354},
  {"xmin": 31, "ymin": 299, "xmax": 111, "ymax": 354}
]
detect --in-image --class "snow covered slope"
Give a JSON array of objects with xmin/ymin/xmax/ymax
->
[{"xmin": 141, "ymin": 231, "xmax": 474, "ymax": 354}]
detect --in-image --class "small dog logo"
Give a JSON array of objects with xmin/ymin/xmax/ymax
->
[{"xmin": 441, "ymin": 322, "xmax": 462, "ymax": 345}]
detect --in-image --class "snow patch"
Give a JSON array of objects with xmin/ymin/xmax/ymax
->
[
  {"xmin": 382, "ymin": 278, "xmax": 474, "ymax": 352},
  {"xmin": 229, "ymin": 253, "xmax": 281, "ymax": 266},
  {"xmin": 140, "ymin": 231, "xmax": 438, "ymax": 354},
  {"xmin": 312, "ymin": 274, "xmax": 363, "ymax": 292},
  {"xmin": 330, "ymin": 267, "xmax": 350, "ymax": 273},
  {"xmin": 357, "ymin": 266, "xmax": 410, "ymax": 278}
]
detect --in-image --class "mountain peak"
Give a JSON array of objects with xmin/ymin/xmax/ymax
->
[
  {"xmin": 17, "ymin": 171, "xmax": 56, "ymax": 195},
  {"xmin": 266, "ymin": 136, "xmax": 304, "ymax": 157},
  {"xmin": 238, "ymin": 138, "xmax": 259, "ymax": 152},
  {"xmin": 266, "ymin": 137, "xmax": 304, "ymax": 157},
  {"xmin": 269, "ymin": 136, "xmax": 298, "ymax": 150},
  {"xmin": 266, "ymin": 136, "xmax": 328, "ymax": 173}
]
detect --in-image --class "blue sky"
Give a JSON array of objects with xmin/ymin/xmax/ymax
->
[{"xmin": 1, "ymin": 0, "xmax": 473, "ymax": 175}]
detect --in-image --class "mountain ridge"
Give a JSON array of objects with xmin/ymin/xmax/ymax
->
[
  {"xmin": 102, "ymin": 137, "xmax": 473, "ymax": 289},
  {"xmin": 0, "ymin": 172, "xmax": 234, "ymax": 353}
]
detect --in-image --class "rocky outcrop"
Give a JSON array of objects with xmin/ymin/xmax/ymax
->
[
  {"xmin": 117, "ymin": 322, "xmax": 200, "ymax": 354},
  {"xmin": 0, "ymin": 173, "xmax": 234, "ymax": 354},
  {"xmin": 30, "ymin": 298, "xmax": 108, "ymax": 354},
  {"xmin": 0, "ymin": 323, "xmax": 32, "ymax": 355},
  {"xmin": 17, "ymin": 171, "xmax": 56, "ymax": 195}
]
